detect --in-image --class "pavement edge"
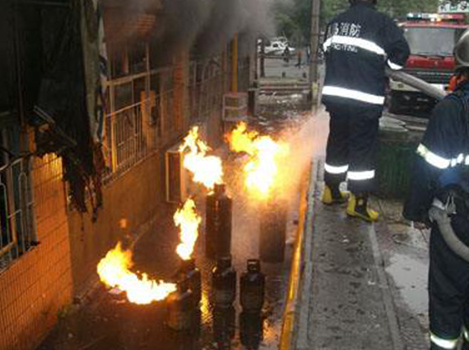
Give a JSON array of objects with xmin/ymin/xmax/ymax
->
[{"xmin": 279, "ymin": 160, "xmax": 317, "ymax": 350}]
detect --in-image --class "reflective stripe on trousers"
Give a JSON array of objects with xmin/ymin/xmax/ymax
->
[
  {"xmin": 324, "ymin": 163, "xmax": 349, "ymax": 175},
  {"xmin": 324, "ymin": 164, "xmax": 375, "ymax": 181},
  {"xmin": 430, "ymin": 332, "xmax": 459, "ymax": 349},
  {"xmin": 347, "ymin": 170, "xmax": 375, "ymax": 181}
]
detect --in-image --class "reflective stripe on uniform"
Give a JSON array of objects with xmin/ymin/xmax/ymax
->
[
  {"xmin": 324, "ymin": 163, "xmax": 349, "ymax": 175},
  {"xmin": 322, "ymin": 86, "xmax": 385, "ymax": 105},
  {"xmin": 417, "ymin": 144, "xmax": 451, "ymax": 169},
  {"xmin": 323, "ymin": 35, "xmax": 386, "ymax": 56},
  {"xmin": 430, "ymin": 332, "xmax": 459, "ymax": 349},
  {"xmin": 451, "ymin": 153, "xmax": 465, "ymax": 167},
  {"xmin": 416, "ymin": 144, "xmax": 469, "ymax": 169},
  {"xmin": 347, "ymin": 170, "xmax": 375, "ymax": 181},
  {"xmin": 387, "ymin": 60, "xmax": 403, "ymax": 70}
]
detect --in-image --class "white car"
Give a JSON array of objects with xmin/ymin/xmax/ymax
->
[{"xmin": 259, "ymin": 41, "xmax": 295, "ymax": 55}]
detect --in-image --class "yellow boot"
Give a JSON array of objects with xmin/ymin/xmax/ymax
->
[
  {"xmin": 346, "ymin": 194, "xmax": 379, "ymax": 222},
  {"xmin": 321, "ymin": 184, "xmax": 350, "ymax": 205}
]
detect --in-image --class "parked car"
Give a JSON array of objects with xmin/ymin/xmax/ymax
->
[{"xmin": 258, "ymin": 40, "xmax": 295, "ymax": 55}]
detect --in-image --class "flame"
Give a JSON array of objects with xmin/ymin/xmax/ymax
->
[
  {"xmin": 97, "ymin": 243, "xmax": 176, "ymax": 304},
  {"xmin": 179, "ymin": 126, "xmax": 223, "ymax": 190},
  {"xmin": 174, "ymin": 198, "xmax": 201, "ymax": 260},
  {"xmin": 227, "ymin": 122, "xmax": 289, "ymax": 199}
]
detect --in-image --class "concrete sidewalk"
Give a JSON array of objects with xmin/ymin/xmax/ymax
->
[{"xmin": 290, "ymin": 111, "xmax": 430, "ymax": 350}]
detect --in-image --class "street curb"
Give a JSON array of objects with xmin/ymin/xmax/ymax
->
[
  {"xmin": 368, "ymin": 224, "xmax": 405, "ymax": 350},
  {"xmin": 279, "ymin": 160, "xmax": 316, "ymax": 350}
]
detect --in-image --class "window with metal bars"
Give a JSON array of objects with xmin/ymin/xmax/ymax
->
[{"xmin": 0, "ymin": 122, "xmax": 36, "ymax": 273}]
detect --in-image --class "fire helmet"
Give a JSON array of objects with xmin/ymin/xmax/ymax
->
[{"xmin": 455, "ymin": 29, "xmax": 469, "ymax": 71}]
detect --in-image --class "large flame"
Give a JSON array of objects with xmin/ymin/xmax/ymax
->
[
  {"xmin": 174, "ymin": 198, "xmax": 201, "ymax": 260},
  {"xmin": 97, "ymin": 243, "xmax": 176, "ymax": 304},
  {"xmin": 179, "ymin": 127, "xmax": 223, "ymax": 190},
  {"xmin": 227, "ymin": 122, "xmax": 289, "ymax": 199}
]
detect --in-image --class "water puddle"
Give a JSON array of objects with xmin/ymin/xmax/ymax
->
[{"xmin": 386, "ymin": 253, "xmax": 428, "ymax": 315}]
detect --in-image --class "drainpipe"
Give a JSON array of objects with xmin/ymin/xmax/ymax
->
[
  {"xmin": 309, "ymin": 0, "xmax": 321, "ymax": 113},
  {"xmin": 232, "ymin": 35, "xmax": 238, "ymax": 92}
]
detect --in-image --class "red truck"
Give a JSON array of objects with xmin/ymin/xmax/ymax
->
[{"xmin": 388, "ymin": 13, "xmax": 468, "ymax": 116}]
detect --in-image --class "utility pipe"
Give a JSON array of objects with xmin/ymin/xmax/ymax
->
[
  {"xmin": 232, "ymin": 35, "xmax": 238, "ymax": 92},
  {"xmin": 385, "ymin": 67, "xmax": 447, "ymax": 101},
  {"xmin": 309, "ymin": 0, "xmax": 321, "ymax": 113}
]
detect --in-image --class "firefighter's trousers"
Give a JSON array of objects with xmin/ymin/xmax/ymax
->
[
  {"xmin": 429, "ymin": 207, "xmax": 469, "ymax": 350},
  {"xmin": 324, "ymin": 104, "xmax": 380, "ymax": 194}
]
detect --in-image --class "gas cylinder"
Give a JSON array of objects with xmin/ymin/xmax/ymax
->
[
  {"xmin": 166, "ymin": 279, "xmax": 195, "ymax": 331},
  {"xmin": 205, "ymin": 183, "xmax": 232, "ymax": 259},
  {"xmin": 213, "ymin": 306, "xmax": 236, "ymax": 350},
  {"xmin": 175, "ymin": 258, "xmax": 202, "ymax": 306},
  {"xmin": 240, "ymin": 259, "xmax": 265, "ymax": 313},
  {"xmin": 240, "ymin": 311, "xmax": 263, "ymax": 350},
  {"xmin": 212, "ymin": 256, "xmax": 237, "ymax": 308},
  {"xmin": 259, "ymin": 197, "xmax": 287, "ymax": 262}
]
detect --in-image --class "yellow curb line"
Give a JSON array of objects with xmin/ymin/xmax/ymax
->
[{"xmin": 279, "ymin": 163, "xmax": 313, "ymax": 350}]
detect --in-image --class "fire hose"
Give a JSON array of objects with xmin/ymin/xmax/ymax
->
[
  {"xmin": 384, "ymin": 67, "xmax": 447, "ymax": 101},
  {"xmin": 429, "ymin": 203, "xmax": 469, "ymax": 262}
]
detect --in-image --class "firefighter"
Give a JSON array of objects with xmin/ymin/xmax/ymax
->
[
  {"xmin": 403, "ymin": 29, "xmax": 469, "ymax": 350},
  {"xmin": 321, "ymin": 0, "xmax": 410, "ymax": 222}
]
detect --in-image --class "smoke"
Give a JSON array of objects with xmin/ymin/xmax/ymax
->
[
  {"xmin": 276, "ymin": 116, "xmax": 316, "ymax": 200},
  {"xmin": 150, "ymin": 0, "xmax": 274, "ymax": 58}
]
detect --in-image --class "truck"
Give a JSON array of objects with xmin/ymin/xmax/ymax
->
[{"xmin": 388, "ymin": 12, "xmax": 468, "ymax": 117}]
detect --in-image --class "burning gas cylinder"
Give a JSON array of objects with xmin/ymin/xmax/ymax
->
[
  {"xmin": 240, "ymin": 259, "xmax": 265, "ymax": 313},
  {"xmin": 213, "ymin": 305, "xmax": 236, "ymax": 350},
  {"xmin": 166, "ymin": 278, "xmax": 195, "ymax": 331},
  {"xmin": 212, "ymin": 256, "xmax": 237, "ymax": 308},
  {"xmin": 205, "ymin": 183, "xmax": 232, "ymax": 259},
  {"xmin": 259, "ymin": 197, "xmax": 287, "ymax": 262},
  {"xmin": 175, "ymin": 258, "xmax": 201, "ymax": 305},
  {"xmin": 240, "ymin": 311, "xmax": 264, "ymax": 350}
]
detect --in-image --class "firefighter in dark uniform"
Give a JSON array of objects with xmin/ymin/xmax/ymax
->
[
  {"xmin": 321, "ymin": 0, "xmax": 410, "ymax": 222},
  {"xmin": 404, "ymin": 30, "xmax": 469, "ymax": 350}
]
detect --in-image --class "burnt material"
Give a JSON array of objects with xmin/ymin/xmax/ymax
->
[
  {"xmin": 166, "ymin": 279, "xmax": 195, "ymax": 332},
  {"xmin": 175, "ymin": 258, "xmax": 202, "ymax": 305},
  {"xmin": 259, "ymin": 198, "xmax": 287, "ymax": 262},
  {"xmin": 205, "ymin": 183, "xmax": 233, "ymax": 259},
  {"xmin": 240, "ymin": 259, "xmax": 265, "ymax": 313},
  {"xmin": 212, "ymin": 256, "xmax": 237, "ymax": 308}
]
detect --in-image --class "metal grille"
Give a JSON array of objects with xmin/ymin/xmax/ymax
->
[
  {"xmin": 111, "ymin": 102, "xmax": 146, "ymax": 175},
  {"xmin": 0, "ymin": 128, "xmax": 36, "ymax": 272},
  {"xmin": 404, "ymin": 69, "xmax": 452, "ymax": 84},
  {"xmin": 188, "ymin": 58, "xmax": 224, "ymax": 122},
  {"xmin": 102, "ymin": 56, "xmax": 227, "ymax": 183},
  {"xmin": 103, "ymin": 67, "xmax": 174, "ymax": 182}
]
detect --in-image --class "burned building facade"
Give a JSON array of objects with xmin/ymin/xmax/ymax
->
[{"xmin": 0, "ymin": 0, "xmax": 257, "ymax": 349}]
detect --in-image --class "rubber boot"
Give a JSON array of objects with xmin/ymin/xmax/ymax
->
[
  {"xmin": 346, "ymin": 193, "xmax": 379, "ymax": 222},
  {"xmin": 321, "ymin": 184, "xmax": 349, "ymax": 205}
]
